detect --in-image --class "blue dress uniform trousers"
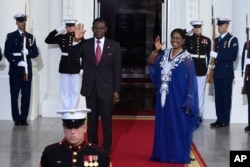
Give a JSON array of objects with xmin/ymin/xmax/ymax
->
[
  {"xmin": 9, "ymin": 76, "xmax": 32, "ymax": 122},
  {"xmin": 213, "ymin": 33, "xmax": 238, "ymax": 125}
]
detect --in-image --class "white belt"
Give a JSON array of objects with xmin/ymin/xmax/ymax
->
[
  {"xmin": 12, "ymin": 53, "xmax": 22, "ymax": 56},
  {"xmin": 62, "ymin": 52, "xmax": 68, "ymax": 56},
  {"xmin": 191, "ymin": 54, "xmax": 206, "ymax": 58}
]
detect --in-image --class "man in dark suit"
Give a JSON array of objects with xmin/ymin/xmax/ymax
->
[
  {"xmin": 210, "ymin": 17, "xmax": 238, "ymax": 128},
  {"xmin": 71, "ymin": 18, "xmax": 122, "ymax": 154},
  {"xmin": 45, "ymin": 19, "xmax": 83, "ymax": 110},
  {"xmin": 4, "ymin": 13, "xmax": 39, "ymax": 126},
  {"xmin": 39, "ymin": 108, "xmax": 111, "ymax": 167}
]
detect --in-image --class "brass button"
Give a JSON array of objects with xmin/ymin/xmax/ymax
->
[{"xmin": 72, "ymin": 158, "xmax": 77, "ymax": 163}]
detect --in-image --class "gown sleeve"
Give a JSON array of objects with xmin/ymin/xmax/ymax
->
[{"xmin": 181, "ymin": 55, "xmax": 200, "ymax": 130}]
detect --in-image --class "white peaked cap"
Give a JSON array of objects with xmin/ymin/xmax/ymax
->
[
  {"xmin": 216, "ymin": 17, "xmax": 231, "ymax": 22},
  {"xmin": 14, "ymin": 13, "xmax": 27, "ymax": 19},
  {"xmin": 190, "ymin": 20, "xmax": 203, "ymax": 26},
  {"xmin": 63, "ymin": 18, "xmax": 78, "ymax": 25},
  {"xmin": 57, "ymin": 108, "xmax": 91, "ymax": 120}
]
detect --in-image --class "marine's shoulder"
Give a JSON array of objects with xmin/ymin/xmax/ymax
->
[
  {"xmin": 85, "ymin": 142, "xmax": 107, "ymax": 152},
  {"xmin": 200, "ymin": 35, "xmax": 210, "ymax": 40},
  {"xmin": 44, "ymin": 142, "xmax": 63, "ymax": 151}
]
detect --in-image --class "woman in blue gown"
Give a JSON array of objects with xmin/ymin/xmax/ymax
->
[{"xmin": 148, "ymin": 28, "xmax": 200, "ymax": 164}]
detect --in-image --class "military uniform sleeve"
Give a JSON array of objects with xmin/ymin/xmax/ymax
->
[
  {"xmin": 45, "ymin": 30, "xmax": 59, "ymax": 44},
  {"xmin": 4, "ymin": 33, "xmax": 20, "ymax": 66}
]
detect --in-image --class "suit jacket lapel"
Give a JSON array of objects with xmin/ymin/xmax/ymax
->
[{"xmin": 100, "ymin": 39, "xmax": 109, "ymax": 64}]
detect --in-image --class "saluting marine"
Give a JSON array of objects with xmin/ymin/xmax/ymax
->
[
  {"xmin": 185, "ymin": 20, "xmax": 211, "ymax": 121},
  {"xmin": 45, "ymin": 19, "xmax": 84, "ymax": 110},
  {"xmin": 39, "ymin": 109, "xmax": 111, "ymax": 167},
  {"xmin": 4, "ymin": 13, "xmax": 39, "ymax": 126}
]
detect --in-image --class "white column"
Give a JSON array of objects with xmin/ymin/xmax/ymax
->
[
  {"xmin": 40, "ymin": 0, "xmax": 63, "ymax": 117},
  {"xmin": 0, "ymin": 0, "xmax": 39, "ymax": 120},
  {"xmin": 230, "ymin": 0, "xmax": 249, "ymax": 123},
  {"xmin": 199, "ymin": 0, "xmax": 217, "ymax": 120}
]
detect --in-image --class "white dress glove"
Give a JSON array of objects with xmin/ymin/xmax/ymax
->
[
  {"xmin": 56, "ymin": 26, "xmax": 66, "ymax": 33},
  {"xmin": 185, "ymin": 27, "xmax": 193, "ymax": 34},
  {"xmin": 210, "ymin": 51, "xmax": 218, "ymax": 59},
  {"xmin": 18, "ymin": 61, "xmax": 27, "ymax": 68},
  {"xmin": 208, "ymin": 64, "xmax": 215, "ymax": 69},
  {"xmin": 22, "ymin": 48, "xmax": 28, "ymax": 55},
  {"xmin": 79, "ymin": 69, "xmax": 84, "ymax": 75},
  {"xmin": 245, "ymin": 58, "xmax": 250, "ymax": 65}
]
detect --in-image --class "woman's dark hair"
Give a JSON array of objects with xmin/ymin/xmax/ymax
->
[
  {"xmin": 170, "ymin": 28, "xmax": 186, "ymax": 39},
  {"xmin": 170, "ymin": 28, "xmax": 186, "ymax": 49}
]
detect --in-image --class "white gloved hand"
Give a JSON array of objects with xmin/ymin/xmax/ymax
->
[
  {"xmin": 245, "ymin": 58, "xmax": 250, "ymax": 65},
  {"xmin": 22, "ymin": 48, "xmax": 28, "ymax": 55},
  {"xmin": 56, "ymin": 26, "xmax": 66, "ymax": 32},
  {"xmin": 18, "ymin": 61, "xmax": 27, "ymax": 68},
  {"xmin": 208, "ymin": 64, "xmax": 215, "ymax": 69},
  {"xmin": 185, "ymin": 27, "xmax": 193, "ymax": 34},
  {"xmin": 79, "ymin": 69, "xmax": 84, "ymax": 75},
  {"xmin": 210, "ymin": 51, "xmax": 218, "ymax": 59}
]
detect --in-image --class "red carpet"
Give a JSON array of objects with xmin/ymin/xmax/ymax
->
[
  {"xmin": 102, "ymin": 119, "xmax": 207, "ymax": 167},
  {"xmin": 113, "ymin": 109, "xmax": 155, "ymax": 116}
]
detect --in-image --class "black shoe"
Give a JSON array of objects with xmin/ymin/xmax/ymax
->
[
  {"xmin": 210, "ymin": 122, "xmax": 228, "ymax": 128},
  {"xmin": 20, "ymin": 121, "xmax": 29, "ymax": 126},
  {"xmin": 14, "ymin": 121, "xmax": 21, "ymax": 126},
  {"xmin": 200, "ymin": 117, "xmax": 203, "ymax": 122},
  {"xmin": 244, "ymin": 126, "xmax": 250, "ymax": 131}
]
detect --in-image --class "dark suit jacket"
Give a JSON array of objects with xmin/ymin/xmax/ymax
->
[
  {"xmin": 4, "ymin": 30, "xmax": 39, "ymax": 76},
  {"xmin": 71, "ymin": 38, "xmax": 122, "ymax": 99},
  {"xmin": 213, "ymin": 33, "xmax": 238, "ymax": 79}
]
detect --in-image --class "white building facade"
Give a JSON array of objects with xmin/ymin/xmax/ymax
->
[{"xmin": 0, "ymin": 0, "xmax": 249, "ymax": 123}]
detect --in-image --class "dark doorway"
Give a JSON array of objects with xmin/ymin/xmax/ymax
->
[{"xmin": 99, "ymin": 0, "xmax": 163, "ymax": 114}]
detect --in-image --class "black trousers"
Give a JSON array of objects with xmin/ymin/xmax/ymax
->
[{"xmin": 85, "ymin": 89, "xmax": 113, "ymax": 154}]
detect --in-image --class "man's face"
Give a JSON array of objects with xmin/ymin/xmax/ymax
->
[
  {"xmin": 66, "ymin": 26, "xmax": 75, "ymax": 33},
  {"xmin": 193, "ymin": 27, "xmax": 202, "ymax": 35},
  {"xmin": 92, "ymin": 21, "xmax": 107, "ymax": 39},
  {"xmin": 16, "ymin": 21, "xmax": 26, "ymax": 31},
  {"xmin": 218, "ymin": 23, "xmax": 229, "ymax": 34},
  {"xmin": 63, "ymin": 124, "xmax": 87, "ymax": 146}
]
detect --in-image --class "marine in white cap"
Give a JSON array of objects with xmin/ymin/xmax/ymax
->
[
  {"xmin": 210, "ymin": 17, "xmax": 238, "ymax": 128},
  {"xmin": 57, "ymin": 108, "xmax": 91, "ymax": 129},
  {"xmin": 185, "ymin": 20, "xmax": 211, "ymax": 122},
  {"xmin": 45, "ymin": 18, "xmax": 85, "ymax": 110},
  {"xmin": 39, "ymin": 108, "xmax": 111, "ymax": 167}
]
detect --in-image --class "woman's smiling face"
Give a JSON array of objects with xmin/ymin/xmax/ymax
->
[{"xmin": 170, "ymin": 31, "xmax": 185, "ymax": 49}]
